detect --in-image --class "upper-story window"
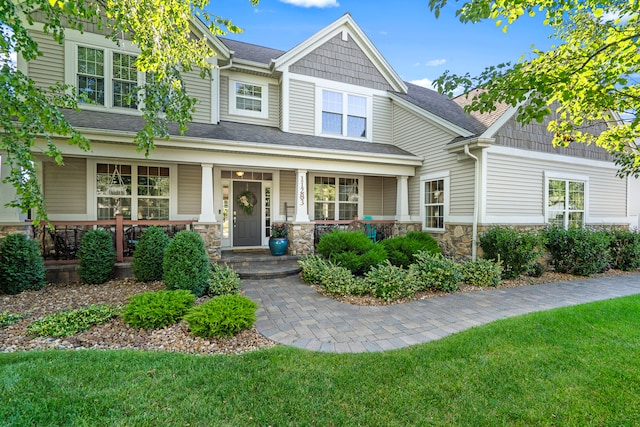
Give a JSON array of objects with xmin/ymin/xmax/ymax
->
[
  {"xmin": 229, "ymin": 79, "xmax": 269, "ymax": 119},
  {"xmin": 72, "ymin": 44, "xmax": 141, "ymax": 110},
  {"xmin": 319, "ymin": 89, "xmax": 370, "ymax": 140}
]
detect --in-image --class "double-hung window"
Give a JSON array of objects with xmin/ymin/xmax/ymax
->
[
  {"xmin": 320, "ymin": 90, "xmax": 368, "ymax": 139},
  {"xmin": 547, "ymin": 178, "xmax": 585, "ymax": 228},
  {"xmin": 313, "ymin": 176, "xmax": 360, "ymax": 220},
  {"xmin": 421, "ymin": 173, "xmax": 449, "ymax": 231},
  {"xmin": 73, "ymin": 44, "xmax": 140, "ymax": 110},
  {"xmin": 229, "ymin": 79, "xmax": 268, "ymax": 119}
]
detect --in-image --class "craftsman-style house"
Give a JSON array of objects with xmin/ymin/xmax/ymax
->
[{"xmin": 3, "ymin": 12, "xmax": 639, "ymax": 261}]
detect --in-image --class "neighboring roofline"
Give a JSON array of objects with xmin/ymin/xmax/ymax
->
[
  {"xmin": 272, "ymin": 13, "xmax": 407, "ymax": 93},
  {"xmin": 388, "ymin": 92, "xmax": 475, "ymax": 138},
  {"xmin": 191, "ymin": 16, "xmax": 231, "ymax": 60},
  {"xmin": 479, "ymin": 104, "xmax": 518, "ymax": 139}
]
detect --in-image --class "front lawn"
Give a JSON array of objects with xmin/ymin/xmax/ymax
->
[{"xmin": 2, "ymin": 294, "xmax": 640, "ymax": 426}]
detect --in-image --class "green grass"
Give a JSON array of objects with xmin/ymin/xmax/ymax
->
[{"xmin": 2, "ymin": 295, "xmax": 640, "ymax": 426}]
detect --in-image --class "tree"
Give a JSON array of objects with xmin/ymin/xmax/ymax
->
[
  {"xmin": 0, "ymin": 0, "xmax": 257, "ymax": 222},
  {"xmin": 428, "ymin": 0, "xmax": 640, "ymax": 176}
]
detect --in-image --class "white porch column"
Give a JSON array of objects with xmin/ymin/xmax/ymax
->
[
  {"xmin": 396, "ymin": 175, "xmax": 411, "ymax": 221},
  {"xmin": 294, "ymin": 169, "xmax": 310, "ymax": 222},
  {"xmin": 199, "ymin": 163, "xmax": 216, "ymax": 222},
  {"xmin": 0, "ymin": 155, "xmax": 21, "ymax": 222}
]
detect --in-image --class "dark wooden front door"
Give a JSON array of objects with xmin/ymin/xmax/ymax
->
[{"xmin": 233, "ymin": 181, "xmax": 262, "ymax": 247}]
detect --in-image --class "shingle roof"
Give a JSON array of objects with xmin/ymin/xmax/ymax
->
[
  {"xmin": 219, "ymin": 38, "xmax": 286, "ymax": 64},
  {"xmin": 60, "ymin": 109, "xmax": 415, "ymax": 158},
  {"xmin": 453, "ymin": 88, "xmax": 512, "ymax": 129}
]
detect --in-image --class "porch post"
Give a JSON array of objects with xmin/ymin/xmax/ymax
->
[
  {"xmin": 0, "ymin": 153, "xmax": 21, "ymax": 222},
  {"xmin": 396, "ymin": 175, "xmax": 411, "ymax": 221},
  {"xmin": 294, "ymin": 169, "xmax": 310, "ymax": 223},
  {"xmin": 199, "ymin": 163, "xmax": 216, "ymax": 222}
]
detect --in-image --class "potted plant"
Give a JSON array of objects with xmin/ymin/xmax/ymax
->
[{"xmin": 269, "ymin": 223, "xmax": 288, "ymax": 256}]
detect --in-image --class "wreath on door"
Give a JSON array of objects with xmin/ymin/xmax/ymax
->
[{"xmin": 237, "ymin": 190, "xmax": 257, "ymax": 215}]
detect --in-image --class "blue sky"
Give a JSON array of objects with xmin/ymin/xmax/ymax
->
[{"xmin": 206, "ymin": 0, "xmax": 555, "ymax": 89}]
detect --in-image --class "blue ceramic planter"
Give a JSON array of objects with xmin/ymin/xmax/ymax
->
[{"xmin": 269, "ymin": 237, "xmax": 288, "ymax": 256}]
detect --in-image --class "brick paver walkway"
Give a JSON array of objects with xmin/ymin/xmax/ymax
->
[{"xmin": 242, "ymin": 273, "xmax": 640, "ymax": 353}]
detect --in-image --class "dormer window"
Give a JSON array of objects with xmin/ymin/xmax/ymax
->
[
  {"xmin": 228, "ymin": 79, "xmax": 269, "ymax": 119},
  {"xmin": 318, "ymin": 89, "xmax": 371, "ymax": 140}
]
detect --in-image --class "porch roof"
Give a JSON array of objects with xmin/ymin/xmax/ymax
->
[{"xmin": 60, "ymin": 109, "xmax": 417, "ymax": 158}]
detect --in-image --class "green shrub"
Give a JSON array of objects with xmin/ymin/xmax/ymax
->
[
  {"xmin": 27, "ymin": 304, "xmax": 119, "ymax": 337},
  {"xmin": 163, "ymin": 231, "xmax": 210, "ymax": 297},
  {"xmin": 77, "ymin": 229, "xmax": 116, "ymax": 285},
  {"xmin": 132, "ymin": 226, "xmax": 171, "ymax": 282},
  {"xmin": 298, "ymin": 254, "xmax": 333, "ymax": 285},
  {"xmin": 316, "ymin": 230, "xmax": 387, "ymax": 275},
  {"xmin": 319, "ymin": 263, "xmax": 366, "ymax": 296},
  {"xmin": 122, "ymin": 290, "xmax": 195, "ymax": 329},
  {"xmin": 0, "ymin": 233, "xmax": 46, "ymax": 295},
  {"xmin": 609, "ymin": 230, "xmax": 640, "ymax": 271},
  {"xmin": 208, "ymin": 263, "xmax": 241, "ymax": 296},
  {"xmin": 380, "ymin": 232, "xmax": 441, "ymax": 268},
  {"xmin": 479, "ymin": 227, "xmax": 543, "ymax": 279},
  {"xmin": 461, "ymin": 259, "xmax": 502, "ymax": 287},
  {"xmin": 410, "ymin": 251, "xmax": 461, "ymax": 292},
  {"xmin": 0, "ymin": 311, "xmax": 24, "ymax": 328},
  {"xmin": 184, "ymin": 295, "xmax": 258, "ymax": 338},
  {"xmin": 364, "ymin": 261, "xmax": 418, "ymax": 302},
  {"xmin": 544, "ymin": 226, "xmax": 612, "ymax": 276},
  {"xmin": 528, "ymin": 261, "xmax": 547, "ymax": 278}
]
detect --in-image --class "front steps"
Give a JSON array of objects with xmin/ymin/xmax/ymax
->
[{"xmin": 219, "ymin": 249, "xmax": 301, "ymax": 280}]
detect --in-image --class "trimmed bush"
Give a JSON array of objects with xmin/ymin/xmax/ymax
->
[
  {"xmin": 184, "ymin": 294, "xmax": 258, "ymax": 338},
  {"xmin": 0, "ymin": 233, "xmax": 45, "ymax": 295},
  {"xmin": 122, "ymin": 290, "xmax": 195, "ymax": 329},
  {"xmin": 461, "ymin": 259, "xmax": 502, "ymax": 287},
  {"xmin": 208, "ymin": 263, "xmax": 241, "ymax": 297},
  {"xmin": 132, "ymin": 226, "xmax": 171, "ymax": 282},
  {"xmin": 364, "ymin": 261, "xmax": 418, "ymax": 302},
  {"xmin": 410, "ymin": 251, "xmax": 461, "ymax": 292},
  {"xmin": 609, "ymin": 230, "xmax": 640, "ymax": 271},
  {"xmin": 298, "ymin": 254, "xmax": 333, "ymax": 286},
  {"xmin": 479, "ymin": 227, "xmax": 543, "ymax": 279},
  {"xmin": 26, "ymin": 304, "xmax": 119, "ymax": 337},
  {"xmin": 544, "ymin": 226, "xmax": 612, "ymax": 276},
  {"xmin": 319, "ymin": 263, "xmax": 368, "ymax": 296},
  {"xmin": 381, "ymin": 232, "xmax": 441, "ymax": 268},
  {"xmin": 163, "ymin": 231, "xmax": 210, "ymax": 297},
  {"xmin": 77, "ymin": 229, "xmax": 116, "ymax": 285},
  {"xmin": 316, "ymin": 230, "xmax": 387, "ymax": 275}
]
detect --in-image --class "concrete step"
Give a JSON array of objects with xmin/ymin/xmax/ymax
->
[{"xmin": 219, "ymin": 250, "xmax": 301, "ymax": 280}]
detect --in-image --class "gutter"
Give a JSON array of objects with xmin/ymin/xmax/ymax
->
[{"xmin": 464, "ymin": 144, "xmax": 480, "ymax": 261}]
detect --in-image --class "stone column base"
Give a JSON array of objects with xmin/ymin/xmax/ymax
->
[
  {"xmin": 193, "ymin": 222, "xmax": 222, "ymax": 261},
  {"xmin": 287, "ymin": 222, "xmax": 314, "ymax": 256}
]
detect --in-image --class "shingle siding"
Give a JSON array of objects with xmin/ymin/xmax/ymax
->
[{"xmin": 290, "ymin": 34, "xmax": 393, "ymax": 91}]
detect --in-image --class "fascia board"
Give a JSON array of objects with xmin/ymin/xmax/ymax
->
[
  {"xmin": 388, "ymin": 93, "xmax": 475, "ymax": 137},
  {"xmin": 190, "ymin": 17, "xmax": 231, "ymax": 59}
]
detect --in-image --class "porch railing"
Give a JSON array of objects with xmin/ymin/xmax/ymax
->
[
  {"xmin": 33, "ymin": 215, "xmax": 194, "ymax": 262},
  {"xmin": 313, "ymin": 219, "xmax": 396, "ymax": 246}
]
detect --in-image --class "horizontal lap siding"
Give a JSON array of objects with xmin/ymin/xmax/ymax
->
[
  {"xmin": 177, "ymin": 164, "xmax": 201, "ymax": 216},
  {"xmin": 364, "ymin": 176, "xmax": 383, "ymax": 215},
  {"xmin": 183, "ymin": 70, "xmax": 211, "ymax": 124},
  {"xmin": 449, "ymin": 162, "xmax": 475, "ymax": 216},
  {"xmin": 486, "ymin": 152, "xmax": 626, "ymax": 219},
  {"xmin": 280, "ymin": 170, "xmax": 296, "ymax": 217},
  {"xmin": 289, "ymin": 80, "xmax": 315, "ymax": 135},
  {"xmin": 219, "ymin": 75, "xmax": 280, "ymax": 127},
  {"xmin": 372, "ymin": 95, "xmax": 392, "ymax": 144},
  {"xmin": 43, "ymin": 157, "xmax": 86, "ymax": 214},
  {"xmin": 29, "ymin": 31, "xmax": 64, "ymax": 89},
  {"xmin": 383, "ymin": 177, "xmax": 397, "ymax": 216}
]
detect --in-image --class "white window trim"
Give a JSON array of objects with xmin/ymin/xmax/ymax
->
[
  {"xmin": 544, "ymin": 171, "xmax": 589, "ymax": 229},
  {"xmin": 64, "ymin": 39, "xmax": 144, "ymax": 115},
  {"xmin": 228, "ymin": 78, "xmax": 269, "ymax": 119},
  {"xmin": 420, "ymin": 171, "xmax": 450, "ymax": 232},
  {"xmin": 309, "ymin": 173, "xmax": 363, "ymax": 221},
  {"xmin": 315, "ymin": 85, "xmax": 373, "ymax": 142}
]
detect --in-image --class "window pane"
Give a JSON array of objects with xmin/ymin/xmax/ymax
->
[
  {"xmin": 138, "ymin": 198, "xmax": 169, "ymax": 220},
  {"xmin": 426, "ymin": 205, "xmax": 444, "ymax": 229},
  {"xmin": 339, "ymin": 203, "xmax": 358, "ymax": 220},
  {"xmin": 96, "ymin": 163, "xmax": 131, "ymax": 196},
  {"xmin": 347, "ymin": 95, "xmax": 366, "ymax": 116},
  {"xmin": 339, "ymin": 178, "xmax": 359, "ymax": 202},
  {"xmin": 314, "ymin": 202, "xmax": 335, "ymax": 220},
  {"xmin": 97, "ymin": 197, "xmax": 131, "ymax": 220},
  {"xmin": 568, "ymin": 211, "xmax": 583, "ymax": 228},
  {"xmin": 322, "ymin": 112, "xmax": 342, "ymax": 134},
  {"xmin": 548, "ymin": 211, "xmax": 565, "ymax": 228},
  {"xmin": 138, "ymin": 166, "xmax": 170, "ymax": 197},
  {"xmin": 424, "ymin": 179, "xmax": 445, "ymax": 229},
  {"xmin": 78, "ymin": 76, "xmax": 105, "ymax": 105},
  {"xmin": 569, "ymin": 181, "xmax": 584, "ymax": 210},
  {"xmin": 347, "ymin": 116, "xmax": 366, "ymax": 138},
  {"xmin": 322, "ymin": 90, "xmax": 342, "ymax": 113},
  {"xmin": 548, "ymin": 179, "xmax": 566, "ymax": 209},
  {"xmin": 236, "ymin": 97, "xmax": 262, "ymax": 112},
  {"xmin": 425, "ymin": 179, "xmax": 444, "ymax": 204}
]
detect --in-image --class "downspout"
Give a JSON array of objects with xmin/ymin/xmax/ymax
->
[{"xmin": 464, "ymin": 144, "xmax": 479, "ymax": 261}]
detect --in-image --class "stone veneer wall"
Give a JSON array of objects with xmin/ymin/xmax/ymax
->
[
  {"xmin": 287, "ymin": 222, "xmax": 315, "ymax": 256},
  {"xmin": 0, "ymin": 223, "xmax": 32, "ymax": 239},
  {"xmin": 193, "ymin": 222, "xmax": 222, "ymax": 261}
]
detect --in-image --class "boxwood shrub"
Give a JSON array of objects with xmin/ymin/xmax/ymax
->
[
  {"xmin": 208, "ymin": 263, "xmax": 241, "ymax": 297},
  {"xmin": 461, "ymin": 258, "xmax": 502, "ymax": 287},
  {"xmin": 298, "ymin": 254, "xmax": 333, "ymax": 286},
  {"xmin": 132, "ymin": 226, "xmax": 171, "ymax": 282},
  {"xmin": 410, "ymin": 251, "xmax": 461, "ymax": 292},
  {"xmin": 184, "ymin": 294, "xmax": 258, "ymax": 338},
  {"xmin": 364, "ymin": 261, "xmax": 418, "ymax": 302},
  {"xmin": 543, "ymin": 226, "xmax": 612, "ymax": 276},
  {"xmin": 316, "ymin": 229, "xmax": 386, "ymax": 275},
  {"xmin": 0, "ymin": 233, "xmax": 46, "ymax": 295},
  {"xmin": 380, "ymin": 231, "xmax": 441, "ymax": 268},
  {"xmin": 122, "ymin": 290, "xmax": 196, "ymax": 329},
  {"xmin": 609, "ymin": 229, "xmax": 640, "ymax": 271},
  {"xmin": 163, "ymin": 231, "xmax": 210, "ymax": 297},
  {"xmin": 479, "ymin": 227, "xmax": 543, "ymax": 279},
  {"xmin": 77, "ymin": 229, "xmax": 116, "ymax": 285}
]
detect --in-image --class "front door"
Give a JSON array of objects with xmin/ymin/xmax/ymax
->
[{"xmin": 233, "ymin": 181, "xmax": 262, "ymax": 246}]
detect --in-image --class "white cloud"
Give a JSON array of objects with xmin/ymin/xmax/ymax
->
[
  {"xmin": 410, "ymin": 78, "xmax": 436, "ymax": 90},
  {"xmin": 280, "ymin": 0, "xmax": 339, "ymax": 7},
  {"xmin": 426, "ymin": 58, "xmax": 446, "ymax": 67},
  {"xmin": 601, "ymin": 11, "xmax": 632, "ymax": 24}
]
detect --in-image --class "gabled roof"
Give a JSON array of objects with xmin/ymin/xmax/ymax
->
[
  {"xmin": 392, "ymin": 82, "xmax": 487, "ymax": 136},
  {"xmin": 453, "ymin": 89, "xmax": 512, "ymax": 130},
  {"xmin": 272, "ymin": 13, "xmax": 407, "ymax": 93},
  {"xmin": 219, "ymin": 38, "xmax": 286, "ymax": 64}
]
